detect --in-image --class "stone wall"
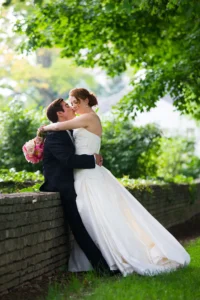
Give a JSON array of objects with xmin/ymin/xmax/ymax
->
[
  {"xmin": 128, "ymin": 181, "xmax": 200, "ymax": 229},
  {"xmin": 1, "ymin": 181, "xmax": 200, "ymax": 294},
  {"xmin": 0, "ymin": 192, "xmax": 71, "ymax": 295}
]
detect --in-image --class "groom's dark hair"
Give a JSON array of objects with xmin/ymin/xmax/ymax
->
[{"xmin": 46, "ymin": 98, "xmax": 64, "ymax": 123}]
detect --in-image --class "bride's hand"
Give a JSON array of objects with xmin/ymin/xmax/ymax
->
[{"xmin": 37, "ymin": 125, "xmax": 46, "ymax": 137}]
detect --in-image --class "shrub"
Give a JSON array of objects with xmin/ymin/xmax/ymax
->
[
  {"xmin": 101, "ymin": 119, "xmax": 161, "ymax": 178},
  {"xmin": 0, "ymin": 100, "xmax": 46, "ymax": 172},
  {"xmin": 101, "ymin": 118, "xmax": 200, "ymax": 180},
  {"xmin": 156, "ymin": 137, "xmax": 200, "ymax": 181}
]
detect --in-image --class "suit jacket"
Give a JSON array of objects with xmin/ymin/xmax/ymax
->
[{"xmin": 40, "ymin": 131, "xmax": 95, "ymax": 193}]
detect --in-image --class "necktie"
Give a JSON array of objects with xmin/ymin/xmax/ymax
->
[{"xmin": 67, "ymin": 130, "xmax": 74, "ymax": 143}]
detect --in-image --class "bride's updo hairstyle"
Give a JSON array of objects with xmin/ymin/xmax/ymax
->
[{"xmin": 69, "ymin": 88, "xmax": 98, "ymax": 107}]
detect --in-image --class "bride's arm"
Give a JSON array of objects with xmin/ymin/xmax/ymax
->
[{"xmin": 43, "ymin": 114, "xmax": 89, "ymax": 131}]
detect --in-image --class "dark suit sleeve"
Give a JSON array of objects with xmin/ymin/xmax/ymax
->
[{"xmin": 47, "ymin": 134, "xmax": 95, "ymax": 169}]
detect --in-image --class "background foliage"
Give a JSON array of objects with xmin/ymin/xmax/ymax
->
[
  {"xmin": 1, "ymin": 102, "xmax": 199, "ymax": 183},
  {"xmin": 0, "ymin": 168, "xmax": 43, "ymax": 182},
  {"xmin": 0, "ymin": 100, "xmax": 46, "ymax": 172},
  {"xmin": 156, "ymin": 137, "xmax": 200, "ymax": 181},
  {"xmin": 10, "ymin": 0, "xmax": 200, "ymax": 120},
  {"xmin": 101, "ymin": 118, "xmax": 200, "ymax": 180},
  {"xmin": 101, "ymin": 120, "xmax": 161, "ymax": 178},
  {"xmin": 0, "ymin": 7, "xmax": 126, "ymax": 110},
  {"xmin": 1, "ymin": 0, "xmax": 200, "ymax": 193},
  {"xmin": 0, "ymin": 47, "xmax": 100, "ymax": 108}
]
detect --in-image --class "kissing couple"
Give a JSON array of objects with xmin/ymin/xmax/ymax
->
[{"xmin": 38, "ymin": 88, "xmax": 190, "ymax": 276}]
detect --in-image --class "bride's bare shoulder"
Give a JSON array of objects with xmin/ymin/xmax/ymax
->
[
  {"xmin": 82, "ymin": 112, "xmax": 101, "ymax": 121},
  {"xmin": 90, "ymin": 112, "xmax": 102, "ymax": 124}
]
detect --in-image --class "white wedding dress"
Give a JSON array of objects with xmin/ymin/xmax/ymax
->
[{"xmin": 68, "ymin": 128, "xmax": 190, "ymax": 276}]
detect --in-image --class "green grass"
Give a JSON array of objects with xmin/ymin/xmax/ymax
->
[{"xmin": 41, "ymin": 238, "xmax": 200, "ymax": 300}]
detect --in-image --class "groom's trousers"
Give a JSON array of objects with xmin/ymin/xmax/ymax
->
[{"xmin": 60, "ymin": 187, "xmax": 110, "ymax": 274}]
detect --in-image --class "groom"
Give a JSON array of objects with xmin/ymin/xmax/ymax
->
[{"xmin": 39, "ymin": 98, "xmax": 110, "ymax": 273}]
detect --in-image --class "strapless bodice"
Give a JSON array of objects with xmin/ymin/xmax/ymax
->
[{"xmin": 73, "ymin": 128, "xmax": 101, "ymax": 155}]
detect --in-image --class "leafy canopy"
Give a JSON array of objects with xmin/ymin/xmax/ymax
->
[
  {"xmin": 12, "ymin": 0, "xmax": 200, "ymax": 119},
  {"xmin": 0, "ymin": 46, "xmax": 99, "ymax": 108},
  {"xmin": 0, "ymin": 6, "xmax": 126, "ymax": 110}
]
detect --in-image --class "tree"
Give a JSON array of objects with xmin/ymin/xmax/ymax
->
[
  {"xmin": 0, "ymin": 6, "xmax": 125, "ymax": 109},
  {"xmin": 11, "ymin": 0, "xmax": 200, "ymax": 119},
  {"xmin": 0, "ymin": 44, "xmax": 101, "ymax": 108}
]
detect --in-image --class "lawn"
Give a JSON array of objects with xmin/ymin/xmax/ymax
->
[{"xmin": 42, "ymin": 238, "xmax": 200, "ymax": 300}]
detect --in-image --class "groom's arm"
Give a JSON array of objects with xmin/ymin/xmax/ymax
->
[{"xmin": 47, "ymin": 134, "xmax": 95, "ymax": 169}]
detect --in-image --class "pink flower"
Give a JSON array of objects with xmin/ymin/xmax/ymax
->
[{"xmin": 22, "ymin": 136, "xmax": 44, "ymax": 164}]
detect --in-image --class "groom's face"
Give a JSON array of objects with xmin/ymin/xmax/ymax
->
[{"xmin": 58, "ymin": 101, "xmax": 75, "ymax": 121}]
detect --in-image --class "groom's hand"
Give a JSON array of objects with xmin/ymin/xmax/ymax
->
[{"xmin": 94, "ymin": 154, "xmax": 103, "ymax": 166}]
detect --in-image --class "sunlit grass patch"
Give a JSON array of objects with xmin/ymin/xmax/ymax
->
[{"xmin": 42, "ymin": 238, "xmax": 200, "ymax": 300}]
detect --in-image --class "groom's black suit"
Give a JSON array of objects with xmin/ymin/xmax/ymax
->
[{"xmin": 40, "ymin": 131, "xmax": 109, "ymax": 273}]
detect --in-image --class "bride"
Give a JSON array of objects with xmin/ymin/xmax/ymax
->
[{"xmin": 39, "ymin": 88, "xmax": 190, "ymax": 276}]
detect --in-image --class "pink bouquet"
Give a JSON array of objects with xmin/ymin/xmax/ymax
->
[{"xmin": 22, "ymin": 136, "xmax": 44, "ymax": 164}]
